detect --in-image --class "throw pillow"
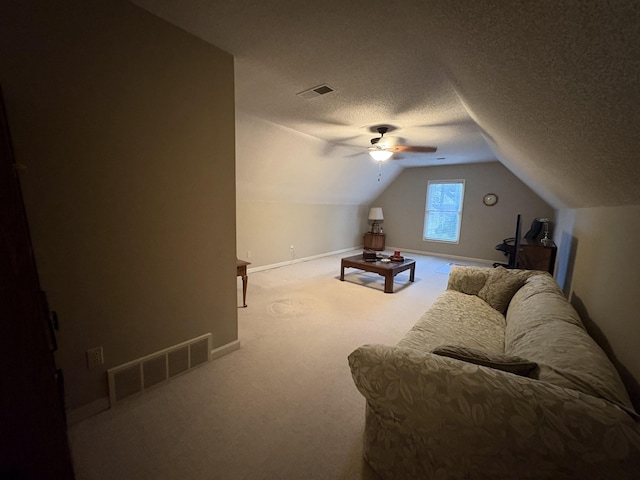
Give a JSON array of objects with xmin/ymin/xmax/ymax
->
[
  {"xmin": 477, "ymin": 266, "xmax": 526, "ymax": 313},
  {"xmin": 432, "ymin": 345, "xmax": 539, "ymax": 377}
]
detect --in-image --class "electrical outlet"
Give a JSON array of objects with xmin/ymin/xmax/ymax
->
[
  {"xmin": 247, "ymin": 250, "xmax": 252, "ymax": 258},
  {"xmin": 87, "ymin": 346, "xmax": 104, "ymax": 368},
  {"xmin": 290, "ymin": 245, "xmax": 294, "ymax": 251}
]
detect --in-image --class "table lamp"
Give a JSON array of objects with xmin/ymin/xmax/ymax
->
[{"xmin": 368, "ymin": 207, "xmax": 384, "ymax": 233}]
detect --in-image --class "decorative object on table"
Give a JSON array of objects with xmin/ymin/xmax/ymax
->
[
  {"xmin": 368, "ymin": 207, "xmax": 384, "ymax": 233},
  {"xmin": 362, "ymin": 250, "xmax": 378, "ymax": 262},
  {"xmin": 390, "ymin": 250, "xmax": 404, "ymax": 262},
  {"xmin": 539, "ymin": 218, "xmax": 552, "ymax": 246}
]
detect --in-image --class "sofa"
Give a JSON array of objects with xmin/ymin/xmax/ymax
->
[{"xmin": 348, "ymin": 266, "xmax": 640, "ymax": 479}]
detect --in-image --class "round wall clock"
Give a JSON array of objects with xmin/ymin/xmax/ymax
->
[{"xmin": 483, "ymin": 193, "xmax": 498, "ymax": 206}]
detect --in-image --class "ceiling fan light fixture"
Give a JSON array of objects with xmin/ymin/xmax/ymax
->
[
  {"xmin": 377, "ymin": 137, "xmax": 392, "ymax": 149},
  {"xmin": 369, "ymin": 150, "xmax": 393, "ymax": 161}
]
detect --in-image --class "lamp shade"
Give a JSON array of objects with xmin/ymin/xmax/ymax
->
[
  {"xmin": 369, "ymin": 150, "xmax": 393, "ymax": 161},
  {"xmin": 368, "ymin": 207, "xmax": 384, "ymax": 221}
]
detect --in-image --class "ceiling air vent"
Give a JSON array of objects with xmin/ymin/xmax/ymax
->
[{"xmin": 297, "ymin": 84, "xmax": 335, "ymax": 100}]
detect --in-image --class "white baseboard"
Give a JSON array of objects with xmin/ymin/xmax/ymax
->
[
  {"xmin": 385, "ymin": 246, "xmax": 495, "ymax": 266},
  {"xmin": 248, "ymin": 246, "xmax": 496, "ymax": 274},
  {"xmin": 247, "ymin": 246, "xmax": 360, "ymax": 273},
  {"xmin": 66, "ymin": 338, "xmax": 241, "ymax": 425},
  {"xmin": 66, "ymin": 397, "xmax": 110, "ymax": 426},
  {"xmin": 211, "ymin": 339, "xmax": 241, "ymax": 360}
]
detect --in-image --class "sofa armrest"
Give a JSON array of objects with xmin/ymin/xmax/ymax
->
[{"xmin": 349, "ymin": 344, "xmax": 640, "ymax": 478}]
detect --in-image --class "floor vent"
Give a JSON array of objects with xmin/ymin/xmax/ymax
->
[
  {"xmin": 297, "ymin": 84, "xmax": 335, "ymax": 100},
  {"xmin": 107, "ymin": 333, "xmax": 211, "ymax": 406}
]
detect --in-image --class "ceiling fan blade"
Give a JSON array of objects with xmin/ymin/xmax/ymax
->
[{"xmin": 390, "ymin": 145, "xmax": 437, "ymax": 153}]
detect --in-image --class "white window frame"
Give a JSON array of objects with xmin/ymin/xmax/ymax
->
[{"xmin": 423, "ymin": 179, "xmax": 465, "ymax": 243}]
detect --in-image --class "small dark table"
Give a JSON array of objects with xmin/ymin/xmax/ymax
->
[
  {"xmin": 363, "ymin": 232, "xmax": 385, "ymax": 251},
  {"xmin": 340, "ymin": 254, "xmax": 416, "ymax": 293},
  {"xmin": 236, "ymin": 259, "xmax": 250, "ymax": 307}
]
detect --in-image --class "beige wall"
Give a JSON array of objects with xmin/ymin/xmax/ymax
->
[
  {"xmin": 237, "ymin": 201, "xmax": 368, "ymax": 267},
  {"xmin": 235, "ymin": 112, "xmax": 381, "ymax": 267},
  {"xmin": 0, "ymin": 0, "xmax": 237, "ymax": 410},
  {"xmin": 373, "ymin": 162, "xmax": 555, "ymax": 262},
  {"xmin": 235, "ymin": 112, "xmax": 403, "ymax": 206},
  {"xmin": 555, "ymin": 206, "xmax": 640, "ymax": 408}
]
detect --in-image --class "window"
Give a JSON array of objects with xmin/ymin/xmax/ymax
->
[{"xmin": 424, "ymin": 180, "xmax": 465, "ymax": 243}]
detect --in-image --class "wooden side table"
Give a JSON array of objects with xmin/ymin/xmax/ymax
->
[
  {"xmin": 517, "ymin": 240, "xmax": 557, "ymax": 275},
  {"xmin": 364, "ymin": 233, "xmax": 385, "ymax": 251},
  {"xmin": 236, "ymin": 259, "xmax": 250, "ymax": 307}
]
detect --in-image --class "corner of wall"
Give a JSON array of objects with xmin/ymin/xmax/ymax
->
[{"xmin": 553, "ymin": 208, "xmax": 577, "ymax": 295}]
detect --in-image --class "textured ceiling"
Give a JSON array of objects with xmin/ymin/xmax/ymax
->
[{"xmin": 130, "ymin": 0, "xmax": 640, "ymax": 209}]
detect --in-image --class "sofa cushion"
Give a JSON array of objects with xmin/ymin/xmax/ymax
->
[
  {"xmin": 432, "ymin": 345, "xmax": 538, "ymax": 377},
  {"xmin": 447, "ymin": 266, "xmax": 491, "ymax": 295},
  {"xmin": 477, "ymin": 267, "xmax": 526, "ymax": 313},
  {"xmin": 398, "ymin": 290, "xmax": 506, "ymax": 354},
  {"xmin": 506, "ymin": 275, "xmax": 634, "ymax": 411}
]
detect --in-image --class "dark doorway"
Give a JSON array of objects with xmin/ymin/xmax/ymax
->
[{"xmin": 0, "ymin": 88, "xmax": 75, "ymax": 478}]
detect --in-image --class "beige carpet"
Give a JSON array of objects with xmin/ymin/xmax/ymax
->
[{"xmin": 68, "ymin": 250, "xmax": 483, "ymax": 479}]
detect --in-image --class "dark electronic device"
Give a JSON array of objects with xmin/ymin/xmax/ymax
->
[{"xmin": 494, "ymin": 214, "xmax": 522, "ymax": 269}]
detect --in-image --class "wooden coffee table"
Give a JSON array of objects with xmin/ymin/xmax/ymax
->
[{"xmin": 340, "ymin": 254, "xmax": 416, "ymax": 293}]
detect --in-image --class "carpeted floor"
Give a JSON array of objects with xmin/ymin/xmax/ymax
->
[{"xmin": 68, "ymin": 250, "xmax": 484, "ymax": 479}]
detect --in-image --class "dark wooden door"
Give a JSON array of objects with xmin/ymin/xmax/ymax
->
[{"xmin": 0, "ymin": 89, "xmax": 75, "ymax": 478}]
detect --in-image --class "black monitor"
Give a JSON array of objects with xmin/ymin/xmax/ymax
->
[{"xmin": 509, "ymin": 214, "xmax": 522, "ymax": 269}]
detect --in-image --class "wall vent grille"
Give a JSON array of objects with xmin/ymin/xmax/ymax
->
[
  {"xmin": 107, "ymin": 333, "xmax": 211, "ymax": 406},
  {"xmin": 296, "ymin": 84, "xmax": 335, "ymax": 100}
]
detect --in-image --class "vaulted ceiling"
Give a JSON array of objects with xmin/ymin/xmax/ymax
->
[{"xmin": 131, "ymin": 0, "xmax": 640, "ymax": 210}]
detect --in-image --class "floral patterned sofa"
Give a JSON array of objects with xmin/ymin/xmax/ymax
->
[{"xmin": 348, "ymin": 266, "xmax": 640, "ymax": 479}]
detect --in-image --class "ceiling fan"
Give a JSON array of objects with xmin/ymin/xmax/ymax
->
[{"xmin": 368, "ymin": 126, "xmax": 437, "ymax": 161}]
